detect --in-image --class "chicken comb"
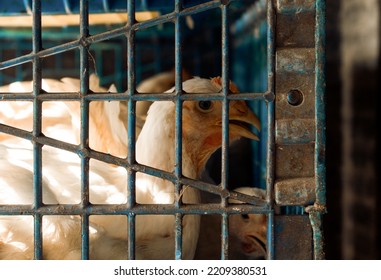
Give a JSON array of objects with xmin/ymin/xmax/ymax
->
[{"xmin": 211, "ymin": 76, "xmax": 239, "ymax": 93}]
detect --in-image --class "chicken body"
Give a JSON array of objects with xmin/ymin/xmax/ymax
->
[
  {"xmin": 0, "ymin": 75, "xmax": 127, "ymax": 156},
  {"xmin": 0, "ymin": 77, "xmax": 260, "ymax": 259}
]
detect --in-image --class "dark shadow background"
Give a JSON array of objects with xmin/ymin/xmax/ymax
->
[{"xmin": 324, "ymin": 0, "xmax": 381, "ymax": 259}]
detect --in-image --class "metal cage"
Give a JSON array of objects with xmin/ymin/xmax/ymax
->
[{"xmin": 0, "ymin": 0, "xmax": 326, "ymax": 260}]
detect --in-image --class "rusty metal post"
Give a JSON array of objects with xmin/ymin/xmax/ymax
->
[{"xmin": 274, "ymin": 0, "xmax": 326, "ymax": 259}]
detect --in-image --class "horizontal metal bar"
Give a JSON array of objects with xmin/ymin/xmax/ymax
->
[
  {"xmin": 0, "ymin": 40, "xmax": 80, "ymax": 70},
  {"xmin": 84, "ymin": 25, "xmax": 128, "ymax": 44},
  {"xmin": 0, "ymin": 203, "xmax": 272, "ymax": 216},
  {"xmin": 0, "ymin": 92, "xmax": 269, "ymax": 102},
  {"xmin": 1, "ymin": 135, "xmax": 266, "ymax": 208},
  {"xmin": 0, "ymin": 53, "xmax": 34, "ymax": 71},
  {"xmin": 0, "ymin": 123, "xmax": 33, "ymax": 141},
  {"xmin": 0, "ymin": 125, "xmax": 80, "ymax": 152}
]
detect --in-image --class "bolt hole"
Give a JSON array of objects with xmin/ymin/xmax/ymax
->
[{"xmin": 287, "ymin": 89, "xmax": 304, "ymax": 106}]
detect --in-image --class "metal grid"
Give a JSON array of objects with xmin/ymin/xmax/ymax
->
[{"xmin": 0, "ymin": 0, "xmax": 326, "ymax": 260}]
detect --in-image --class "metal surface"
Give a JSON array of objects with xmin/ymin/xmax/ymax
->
[
  {"xmin": 274, "ymin": 0, "xmax": 326, "ymax": 259},
  {"xmin": 79, "ymin": 0, "xmax": 90, "ymax": 260},
  {"xmin": 274, "ymin": 215, "xmax": 313, "ymax": 259},
  {"xmin": 31, "ymin": 0, "xmax": 43, "ymax": 260},
  {"xmin": 0, "ymin": 0, "xmax": 326, "ymax": 260},
  {"xmin": 275, "ymin": 178, "xmax": 316, "ymax": 206}
]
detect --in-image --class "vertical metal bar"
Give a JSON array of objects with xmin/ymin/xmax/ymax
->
[
  {"xmin": 127, "ymin": 213, "xmax": 135, "ymax": 260},
  {"xmin": 127, "ymin": 0, "xmax": 136, "ymax": 260},
  {"xmin": 266, "ymin": 0, "xmax": 275, "ymax": 260},
  {"xmin": 309, "ymin": 211, "xmax": 325, "ymax": 259},
  {"xmin": 314, "ymin": 0, "xmax": 326, "ymax": 210},
  {"xmin": 267, "ymin": 211, "xmax": 274, "ymax": 259},
  {"xmin": 32, "ymin": 0, "xmax": 43, "ymax": 260},
  {"xmin": 312, "ymin": 0, "xmax": 326, "ymax": 260},
  {"xmin": 221, "ymin": 213, "xmax": 229, "ymax": 260},
  {"xmin": 79, "ymin": 0, "xmax": 90, "ymax": 260},
  {"xmin": 220, "ymin": 2, "xmax": 230, "ymax": 260},
  {"xmin": 174, "ymin": 0, "xmax": 183, "ymax": 260}
]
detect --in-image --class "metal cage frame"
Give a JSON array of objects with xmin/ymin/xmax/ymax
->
[{"xmin": 0, "ymin": 0, "xmax": 326, "ymax": 260}]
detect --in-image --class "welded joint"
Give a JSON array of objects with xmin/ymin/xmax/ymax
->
[
  {"xmin": 264, "ymin": 90, "xmax": 275, "ymax": 102},
  {"xmin": 304, "ymin": 202, "xmax": 327, "ymax": 214}
]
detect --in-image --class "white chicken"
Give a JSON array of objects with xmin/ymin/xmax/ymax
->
[
  {"xmin": 0, "ymin": 75, "xmax": 126, "ymax": 156},
  {"xmin": 194, "ymin": 187, "xmax": 267, "ymax": 260},
  {"xmin": 228, "ymin": 187, "xmax": 267, "ymax": 259},
  {"xmin": 0, "ymin": 76, "xmax": 261, "ymax": 259},
  {"xmin": 136, "ymin": 69, "xmax": 191, "ymax": 126},
  {"xmin": 0, "ymin": 71, "xmax": 189, "ymax": 156}
]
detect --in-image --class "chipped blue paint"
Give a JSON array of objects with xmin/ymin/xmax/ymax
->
[{"xmin": 312, "ymin": 0, "xmax": 327, "ymax": 260}]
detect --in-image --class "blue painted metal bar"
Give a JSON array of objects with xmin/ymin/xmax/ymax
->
[
  {"xmin": 266, "ymin": 0, "xmax": 275, "ymax": 260},
  {"xmin": 267, "ymin": 210, "xmax": 274, "ymax": 260},
  {"xmin": 127, "ymin": 213, "xmax": 136, "ymax": 260},
  {"xmin": 174, "ymin": 0, "xmax": 183, "ymax": 260},
  {"xmin": 220, "ymin": 1, "xmax": 230, "ymax": 260},
  {"xmin": 0, "ymin": 92, "xmax": 269, "ymax": 102},
  {"xmin": 311, "ymin": 0, "xmax": 326, "ymax": 260},
  {"xmin": 127, "ymin": 0, "xmax": 137, "ymax": 260},
  {"xmin": 102, "ymin": 0, "xmax": 110, "ymax": 12},
  {"xmin": 63, "ymin": 0, "xmax": 72, "ymax": 14},
  {"xmin": 221, "ymin": 212, "xmax": 229, "ymax": 260},
  {"xmin": 0, "ymin": 126, "xmax": 268, "ymax": 210},
  {"xmin": 314, "ymin": 0, "xmax": 326, "ymax": 211},
  {"xmin": 0, "ymin": 41, "xmax": 80, "ymax": 70},
  {"xmin": 79, "ymin": 0, "xmax": 90, "ymax": 260},
  {"xmin": 32, "ymin": 0, "xmax": 43, "ymax": 261},
  {"xmin": 23, "ymin": 0, "xmax": 32, "ymax": 14},
  {"xmin": 0, "ymin": 203, "xmax": 272, "ymax": 216},
  {"xmin": 0, "ymin": 123, "xmax": 34, "ymax": 141}
]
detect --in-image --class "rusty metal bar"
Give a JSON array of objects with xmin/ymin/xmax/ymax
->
[
  {"xmin": 0, "ymin": 91, "xmax": 268, "ymax": 101},
  {"xmin": 220, "ymin": 1, "xmax": 230, "ymax": 260},
  {"xmin": 126, "ymin": 0, "xmax": 136, "ymax": 260},
  {"xmin": 79, "ymin": 0, "xmax": 90, "ymax": 260},
  {"xmin": 314, "ymin": 0, "xmax": 326, "ymax": 209},
  {"xmin": 174, "ymin": 0, "xmax": 184, "ymax": 260},
  {"xmin": 311, "ymin": 0, "xmax": 326, "ymax": 260},
  {"xmin": 266, "ymin": 0, "xmax": 276, "ymax": 260},
  {"xmin": 0, "ymin": 203, "xmax": 271, "ymax": 216},
  {"xmin": 31, "ymin": 0, "xmax": 43, "ymax": 261}
]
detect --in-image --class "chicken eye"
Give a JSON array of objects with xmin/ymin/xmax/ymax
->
[
  {"xmin": 241, "ymin": 214, "xmax": 250, "ymax": 220},
  {"xmin": 197, "ymin": 101, "xmax": 213, "ymax": 112}
]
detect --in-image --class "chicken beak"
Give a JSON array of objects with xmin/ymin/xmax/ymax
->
[{"xmin": 228, "ymin": 104, "xmax": 261, "ymax": 141}]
